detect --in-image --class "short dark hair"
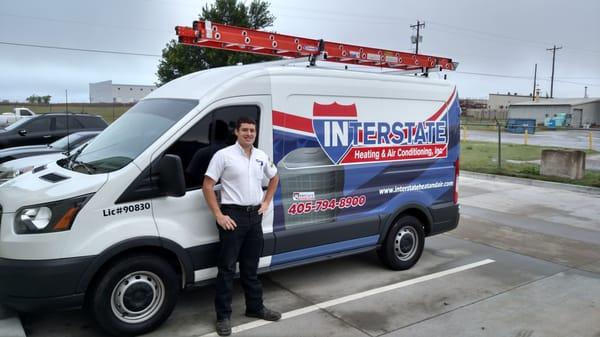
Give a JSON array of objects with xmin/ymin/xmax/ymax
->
[{"xmin": 236, "ymin": 117, "xmax": 256, "ymax": 130}]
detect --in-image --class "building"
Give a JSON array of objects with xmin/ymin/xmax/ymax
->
[
  {"xmin": 488, "ymin": 93, "xmax": 541, "ymax": 111},
  {"xmin": 89, "ymin": 80, "xmax": 156, "ymax": 103},
  {"xmin": 508, "ymin": 98, "xmax": 600, "ymax": 127}
]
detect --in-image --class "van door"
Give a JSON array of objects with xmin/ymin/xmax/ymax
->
[{"xmin": 151, "ymin": 97, "xmax": 269, "ymax": 282}]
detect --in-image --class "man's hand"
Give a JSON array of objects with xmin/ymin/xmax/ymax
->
[
  {"xmin": 216, "ymin": 214, "xmax": 237, "ymax": 230},
  {"xmin": 258, "ymin": 201, "xmax": 270, "ymax": 215}
]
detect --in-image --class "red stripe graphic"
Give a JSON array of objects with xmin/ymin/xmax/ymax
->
[
  {"xmin": 274, "ymin": 87, "xmax": 455, "ymax": 137},
  {"xmin": 273, "ymin": 110, "xmax": 314, "ymax": 134},
  {"xmin": 426, "ymin": 87, "xmax": 456, "ymax": 122}
]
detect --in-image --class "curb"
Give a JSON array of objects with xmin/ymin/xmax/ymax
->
[
  {"xmin": 0, "ymin": 306, "xmax": 26, "ymax": 337},
  {"xmin": 461, "ymin": 171, "xmax": 600, "ymax": 195}
]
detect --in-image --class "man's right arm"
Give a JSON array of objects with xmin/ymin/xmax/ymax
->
[{"xmin": 203, "ymin": 176, "xmax": 237, "ymax": 230}]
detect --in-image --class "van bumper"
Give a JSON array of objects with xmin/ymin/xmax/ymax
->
[
  {"xmin": 0, "ymin": 256, "xmax": 93, "ymax": 312},
  {"xmin": 429, "ymin": 202, "xmax": 460, "ymax": 236}
]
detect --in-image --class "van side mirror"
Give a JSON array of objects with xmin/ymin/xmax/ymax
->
[
  {"xmin": 18, "ymin": 129, "xmax": 27, "ymax": 136},
  {"xmin": 159, "ymin": 154, "xmax": 186, "ymax": 197}
]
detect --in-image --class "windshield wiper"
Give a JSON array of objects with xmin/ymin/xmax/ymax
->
[
  {"xmin": 68, "ymin": 143, "xmax": 89, "ymax": 164},
  {"xmin": 65, "ymin": 143, "xmax": 94, "ymax": 172},
  {"xmin": 71, "ymin": 159, "xmax": 97, "ymax": 174}
]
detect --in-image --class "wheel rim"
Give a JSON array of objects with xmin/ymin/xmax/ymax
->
[
  {"xmin": 110, "ymin": 271, "xmax": 165, "ymax": 324},
  {"xmin": 394, "ymin": 225, "xmax": 418, "ymax": 261}
]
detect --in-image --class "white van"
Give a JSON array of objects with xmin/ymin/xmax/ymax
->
[{"xmin": 0, "ymin": 60, "xmax": 460, "ymax": 336}]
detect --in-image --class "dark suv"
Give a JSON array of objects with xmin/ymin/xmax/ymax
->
[{"xmin": 0, "ymin": 113, "xmax": 107, "ymax": 149}]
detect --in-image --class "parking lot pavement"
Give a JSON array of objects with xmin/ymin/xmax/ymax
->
[
  {"xmin": 464, "ymin": 129, "xmax": 600, "ymax": 151},
  {"xmin": 384, "ymin": 268, "xmax": 600, "ymax": 337},
  {"xmin": 14, "ymin": 175, "xmax": 600, "ymax": 337}
]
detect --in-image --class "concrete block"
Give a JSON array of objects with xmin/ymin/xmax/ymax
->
[{"xmin": 540, "ymin": 150, "xmax": 586, "ymax": 179}]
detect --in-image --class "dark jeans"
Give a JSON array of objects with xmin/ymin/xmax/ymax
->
[{"xmin": 215, "ymin": 205, "xmax": 264, "ymax": 320}]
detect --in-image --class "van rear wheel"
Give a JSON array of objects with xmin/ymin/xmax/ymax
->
[
  {"xmin": 378, "ymin": 215, "xmax": 425, "ymax": 270},
  {"xmin": 89, "ymin": 255, "xmax": 179, "ymax": 336}
]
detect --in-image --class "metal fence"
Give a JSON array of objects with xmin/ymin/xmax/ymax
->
[
  {"xmin": 460, "ymin": 121, "xmax": 600, "ymax": 187},
  {"xmin": 0, "ymin": 102, "xmax": 134, "ymax": 124}
]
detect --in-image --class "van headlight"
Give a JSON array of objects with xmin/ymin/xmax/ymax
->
[{"xmin": 15, "ymin": 194, "xmax": 93, "ymax": 234}]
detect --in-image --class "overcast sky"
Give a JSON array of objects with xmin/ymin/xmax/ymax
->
[{"xmin": 1, "ymin": 0, "xmax": 599, "ymax": 103}]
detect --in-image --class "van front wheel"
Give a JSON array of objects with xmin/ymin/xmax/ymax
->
[
  {"xmin": 89, "ymin": 255, "xmax": 179, "ymax": 336},
  {"xmin": 378, "ymin": 215, "xmax": 425, "ymax": 270}
]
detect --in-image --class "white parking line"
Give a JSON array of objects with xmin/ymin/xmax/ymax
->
[{"xmin": 199, "ymin": 258, "xmax": 495, "ymax": 336}]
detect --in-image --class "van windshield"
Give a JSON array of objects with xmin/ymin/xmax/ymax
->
[{"xmin": 66, "ymin": 99, "xmax": 198, "ymax": 174}]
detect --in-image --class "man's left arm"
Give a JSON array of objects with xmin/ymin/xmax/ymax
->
[
  {"xmin": 258, "ymin": 156, "xmax": 279, "ymax": 215},
  {"xmin": 259, "ymin": 175, "xmax": 279, "ymax": 215}
]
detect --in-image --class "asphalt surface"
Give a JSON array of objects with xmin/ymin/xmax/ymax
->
[
  {"xmin": 462, "ymin": 129, "xmax": 600, "ymax": 152},
  {"xmin": 3, "ymin": 174, "xmax": 600, "ymax": 337}
]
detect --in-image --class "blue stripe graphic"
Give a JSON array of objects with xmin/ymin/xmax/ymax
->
[{"xmin": 271, "ymin": 235, "xmax": 379, "ymax": 266}]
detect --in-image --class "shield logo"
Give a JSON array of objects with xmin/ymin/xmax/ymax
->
[{"xmin": 312, "ymin": 102, "xmax": 358, "ymax": 164}]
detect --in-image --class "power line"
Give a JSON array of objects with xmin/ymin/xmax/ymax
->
[
  {"xmin": 0, "ymin": 12, "xmax": 171, "ymax": 34},
  {"xmin": 272, "ymin": 6, "xmax": 600, "ymax": 56},
  {"xmin": 0, "ymin": 41, "xmax": 161, "ymax": 57},
  {"xmin": 1, "ymin": 39, "xmax": 597, "ymax": 88},
  {"xmin": 455, "ymin": 70, "xmax": 598, "ymax": 87}
]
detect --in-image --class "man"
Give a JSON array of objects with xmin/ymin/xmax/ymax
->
[{"xmin": 203, "ymin": 117, "xmax": 281, "ymax": 336}]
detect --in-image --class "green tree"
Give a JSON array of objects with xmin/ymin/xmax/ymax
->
[
  {"xmin": 156, "ymin": 0, "xmax": 277, "ymax": 85},
  {"xmin": 26, "ymin": 95, "xmax": 38, "ymax": 104},
  {"xmin": 42, "ymin": 95, "xmax": 52, "ymax": 104}
]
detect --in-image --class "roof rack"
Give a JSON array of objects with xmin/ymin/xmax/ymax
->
[{"xmin": 176, "ymin": 20, "xmax": 457, "ymax": 73}]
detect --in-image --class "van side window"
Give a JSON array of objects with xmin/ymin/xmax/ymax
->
[{"xmin": 165, "ymin": 105, "xmax": 260, "ymax": 190}]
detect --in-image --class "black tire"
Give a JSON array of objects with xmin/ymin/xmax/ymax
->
[
  {"xmin": 89, "ymin": 254, "xmax": 179, "ymax": 336},
  {"xmin": 377, "ymin": 215, "xmax": 425, "ymax": 270}
]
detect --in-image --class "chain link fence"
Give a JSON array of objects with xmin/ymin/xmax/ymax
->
[
  {"xmin": 0, "ymin": 102, "xmax": 134, "ymax": 124},
  {"xmin": 460, "ymin": 120, "xmax": 600, "ymax": 187}
]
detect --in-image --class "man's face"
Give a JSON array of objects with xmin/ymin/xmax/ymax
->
[{"xmin": 235, "ymin": 122, "xmax": 256, "ymax": 147}]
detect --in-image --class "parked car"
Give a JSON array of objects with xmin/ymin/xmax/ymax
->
[
  {"xmin": 0, "ymin": 108, "xmax": 36, "ymax": 127},
  {"xmin": 0, "ymin": 113, "xmax": 107, "ymax": 149},
  {"xmin": 0, "ymin": 140, "xmax": 91, "ymax": 184},
  {"xmin": 0, "ymin": 131, "xmax": 101, "ymax": 164}
]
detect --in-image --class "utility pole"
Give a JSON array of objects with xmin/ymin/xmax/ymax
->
[
  {"xmin": 546, "ymin": 45, "xmax": 562, "ymax": 98},
  {"xmin": 410, "ymin": 20, "xmax": 425, "ymax": 54},
  {"xmin": 532, "ymin": 64, "xmax": 537, "ymax": 101},
  {"xmin": 584, "ymin": 86, "xmax": 588, "ymax": 98}
]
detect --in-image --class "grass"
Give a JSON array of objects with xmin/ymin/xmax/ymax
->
[
  {"xmin": 461, "ymin": 140, "xmax": 600, "ymax": 188},
  {"xmin": 1, "ymin": 103, "xmax": 131, "ymax": 124}
]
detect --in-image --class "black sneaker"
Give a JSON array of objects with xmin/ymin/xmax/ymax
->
[
  {"xmin": 216, "ymin": 318, "xmax": 232, "ymax": 336},
  {"xmin": 245, "ymin": 307, "xmax": 282, "ymax": 321}
]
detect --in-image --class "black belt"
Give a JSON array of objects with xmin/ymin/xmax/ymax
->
[{"xmin": 222, "ymin": 204, "xmax": 260, "ymax": 212}]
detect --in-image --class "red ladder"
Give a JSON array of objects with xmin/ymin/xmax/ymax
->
[{"xmin": 176, "ymin": 20, "xmax": 456, "ymax": 71}]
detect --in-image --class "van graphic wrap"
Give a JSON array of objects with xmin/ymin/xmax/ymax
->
[
  {"xmin": 272, "ymin": 90, "xmax": 459, "ymax": 232},
  {"xmin": 312, "ymin": 102, "xmax": 449, "ymax": 165}
]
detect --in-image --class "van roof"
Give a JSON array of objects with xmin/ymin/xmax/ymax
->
[{"xmin": 145, "ymin": 59, "xmax": 454, "ymax": 101}]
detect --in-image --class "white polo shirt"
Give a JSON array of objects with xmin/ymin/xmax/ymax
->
[{"xmin": 205, "ymin": 142, "xmax": 278, "ymax": 206}]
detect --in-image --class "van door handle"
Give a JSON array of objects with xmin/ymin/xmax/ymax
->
[{"xmin": 43, "ymin": 135, "xmax": 52, "ymax": 139}]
